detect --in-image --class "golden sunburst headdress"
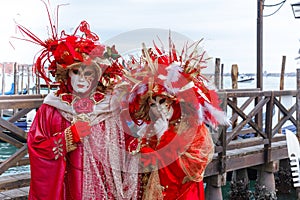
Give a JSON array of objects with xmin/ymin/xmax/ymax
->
[{"xmin": 127, "ymin": 35, "xmax": 230, "ymax": 128}]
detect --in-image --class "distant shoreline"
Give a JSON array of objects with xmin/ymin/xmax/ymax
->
[
  {"xmin": 0, "ymin": 72, "xmax": 297, "ymax": 77},
  {"xmin": 204, "ymin": 72, "xmax": 297, "ymax": 77}
]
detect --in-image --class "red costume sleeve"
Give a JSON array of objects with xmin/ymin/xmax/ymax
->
[
  {"xmin": 139, "ymin": 129, "xmax": 188, "ymax": 178},
  {"xmin": 27, "ymin": 104, "xmax": 70, "ymax": 199},
  {"xmin": 140, "ymin": 123, "xmax": 214, "ymax": 183},
  {"xmin": 179, "ymin": 123, "xmax": 214, "ymax": 182}
]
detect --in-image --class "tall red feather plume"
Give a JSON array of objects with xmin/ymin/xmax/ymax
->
[{"xmin": 12, "ymin": 1, "xmax": 104, "ymax": 85}]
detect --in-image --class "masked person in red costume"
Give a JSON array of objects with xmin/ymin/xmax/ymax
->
[
  {"xmin": 126, "ymin": 41, "xmax": 230, "ymax": 200},
  {"xmin": 16, "ymin": 3, "xmax": 140, "ymax": 199}
]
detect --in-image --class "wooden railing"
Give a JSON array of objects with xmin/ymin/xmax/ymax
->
[
  {"xmin": 0, "ymin": 94, "xmax": 45, "ymax": 176},
  {"xmin": 0, "ymin": 89, "xmax": 297, "ymax": 174},
  {"xmin": 204, "ymin": 88, "xmax": 299, "ymax": 177}
]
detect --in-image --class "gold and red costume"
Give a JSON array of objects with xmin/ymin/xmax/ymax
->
[
  {"xmin": 140, "ymin": 124, "xmax": 213, "ymax": 199},
  {"xmin": 126, "ymin": 40, "xmax": 229, "ymax": 200},
  {"xmin": 28, "ymin": 89, "xmax": 140, "ymax": 200},
  {"xmin": 128, "ymin": 101, "xmax": 214, "ymax": 200},
  {"xmin": 15, "ymin": 4, "xmax": 141, "ymax": 198}
]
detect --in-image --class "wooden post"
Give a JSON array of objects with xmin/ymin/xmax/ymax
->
[
  {"xmin": 277, "ymin": 56, "xmax": 286, "ymax": 134},
  {"xmin": 214, "ymin": 58, "xmax": 221, "ymax": 89},
  {"xmin": 20, "ymin": 65, "xmax": 24, "ymax": 95},
  {"xmin": 257, "ymin": 0, "xmax": 263, "ymax": 91},
  {"xmin": 27, "ymin": 65, "xmax": 30, "ymax": 95},
  {"xmin": 279, "ymin": 55, "xmax": 286, "ymax": 91},
  {"xmin": 230, "ymin": 169, "xmax": 250, "ymax": 199},
  {"xmin": 220, "ymin": 64, "xmax": 224, "ymax": 89},
  {"xmin": 231, "ymin": 64, "xmax": 238, "ymax": 137},
  {"xmin": 1, "ymin": 63, "xmax": 4, "ymax": 95},
  {"xmin": 231, "ymin": 64, "xmax": 238, "ymax": 90},
  {"xmin": 13, "ymin": 63, "xmax": 17, "ymax": 95},
  {"xmin": 36, "ymin": 75, "xmax": 40, "ymax": 94},
  {"xmin": 256, "ymin": 161, "xmax": 278, "ymax": 198},
  {"xmin": 205, "ymin": 174, "xmax": 226, "ymax": 200}
]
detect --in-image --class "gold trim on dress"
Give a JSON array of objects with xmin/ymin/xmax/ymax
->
[{"xmin": 64, "ymin": 127, "xmax": 77, "ymax": 152}]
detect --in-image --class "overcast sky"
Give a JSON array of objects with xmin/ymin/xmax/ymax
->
[{"xmin": 1, "ymin": 0, "xmax": 300, "ymax": 73}]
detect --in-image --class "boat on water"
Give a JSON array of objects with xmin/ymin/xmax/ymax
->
[
  {"xmin": 237, "ymin": 74, "xmax": 254, "ymax": 83},
  {"xmin": 0, "ymin": 83, "xmax": 27, "ymax": 95}
]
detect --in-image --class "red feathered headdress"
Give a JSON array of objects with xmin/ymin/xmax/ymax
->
[
  {"xmin": 13, "ymin": 1, "xmax": 123, "ymax": 94},
  {"xmin": 127, "ymin": 35, "xmax": 230, "ymax": 128}
]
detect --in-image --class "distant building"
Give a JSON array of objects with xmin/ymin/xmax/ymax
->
[
  {"xmin": 0, "ymin": 62, "xmax": 15, "ymax": 74},
  {"xmin": 0, "ymin": 63, "xmax": 33, "ymax": 75}
]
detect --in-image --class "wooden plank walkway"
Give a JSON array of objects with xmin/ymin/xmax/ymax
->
[
  {"xmin": 0, "ymin": 187, "xmax": 29, "ymax": 200},
  {"xmin": 0, "ymin": 172, "xmax": 30, "ymax": 199},
  {"xmin": 204, "ymin": 136, "xmax": 288, "ymax": 177},
  {"xmin": 0, "ymin": 136, "xmax": 288, "ymax": 199}
]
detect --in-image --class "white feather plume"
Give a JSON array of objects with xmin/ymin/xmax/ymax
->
[
  {"xmin": 204, "ymin": 101, "xmax": 231, "ymax": 126},
  {"xmin": 165, "ymin": 62, "xmax": 182, "ymax": 83}
]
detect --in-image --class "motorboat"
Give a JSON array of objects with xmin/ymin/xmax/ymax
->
[{"xmin": 237, "ymin": 74, "xmax": 254, "ymax": 83}]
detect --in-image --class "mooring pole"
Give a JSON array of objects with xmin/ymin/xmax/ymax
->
[
  {"xmin": 255, "ymin": 0, "xmax": 264, "ymax": 136},
  {"xmin": 257, "ymin": 0, "xmax": 263, "ymax": 90}
]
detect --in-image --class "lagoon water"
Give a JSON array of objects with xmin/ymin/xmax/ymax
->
[{"xmin": 222, "ymin": 75, "xmax": 297, "ymax": 90}]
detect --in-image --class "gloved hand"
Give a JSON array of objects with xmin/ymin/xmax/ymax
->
[
  {"xmin": 70, "ymin": 121, "xmax": 91, "ymax": 142},
  {"xmin": 153, "ymin": 116, "xmax": 168, "ymax": 139}
]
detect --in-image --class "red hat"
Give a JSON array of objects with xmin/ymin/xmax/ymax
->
[
  {"xmin": 127, "ymin": 37, "xmax": 230, "ymax": 128},
  {"xmin": 13, "ymin": 1, "xmax": 123, "ymax": 94}
]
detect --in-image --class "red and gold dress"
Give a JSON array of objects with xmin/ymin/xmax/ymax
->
[
  {"xmin": 27, "ymin": 89, "xmax": 140, "ymax": 200},
  {"xmin": 137, "ymin": 115, "xmax": 214, "ymax": 200}
]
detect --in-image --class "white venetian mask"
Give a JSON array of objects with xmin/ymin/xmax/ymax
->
[
  {"xmin": 68, "ymin": 65, "xmax": 98, "ymax": 94},
  {"xmin": 149, "ymin": 96, "xmax": 174, "ymax": 121}
]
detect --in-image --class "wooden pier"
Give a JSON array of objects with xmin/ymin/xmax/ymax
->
[
  {"xmin": 0, "ymin": 69, "xmax": 299, "ymax": 199},
  {"xmin": 0, "ymin": 173, "xmax": 30, "ymax": 199},
  {"xmin": 0, "ymin": 94, "xmax": 43, "ymax": 199}
]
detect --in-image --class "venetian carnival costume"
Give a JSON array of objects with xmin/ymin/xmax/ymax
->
[
  {"xmin": 126, "ymin": 41, "xmax": 230, "ymax": 200},
  {"xmin": 15, "ymin": 3, "xmax": 140, "ymax": 199}
]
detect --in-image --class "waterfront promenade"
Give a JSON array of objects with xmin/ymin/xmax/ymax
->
[{"xmin": 0, "ymin": 66, "xmax": 299, "ymax": 199}]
